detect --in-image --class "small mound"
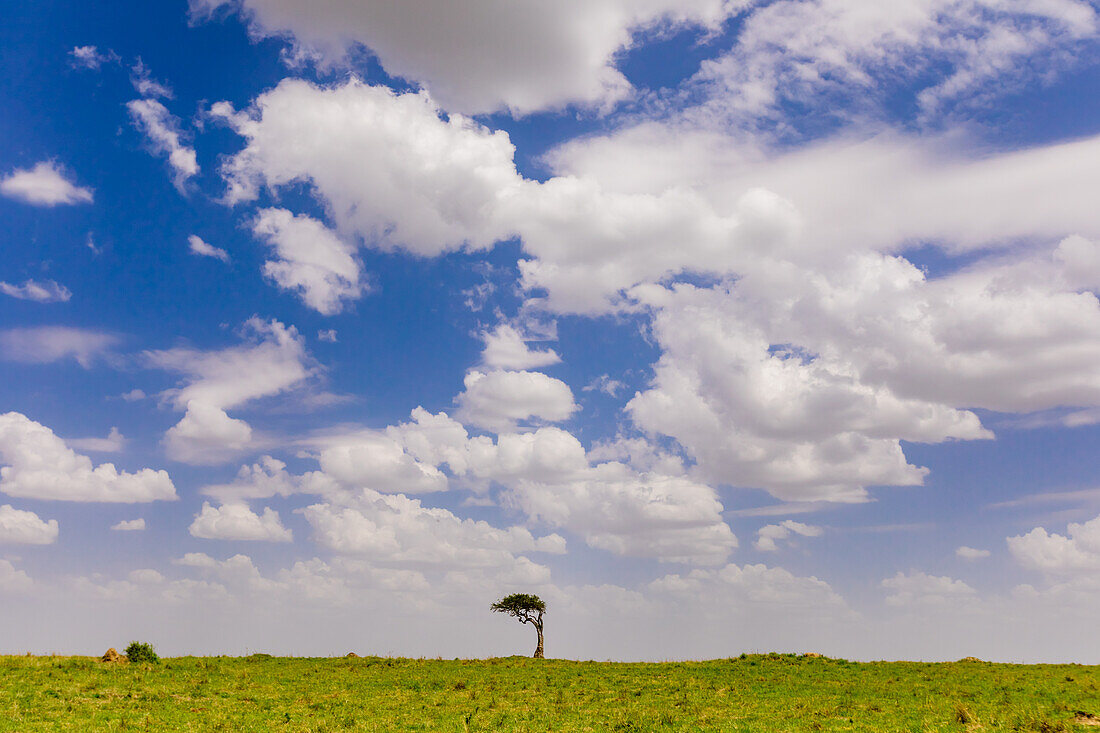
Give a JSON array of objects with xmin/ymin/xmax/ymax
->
[
  {"xmin": 346, "ymin": 652, "xmax": 359, "ymax": 658},
  {"xmin": 957, "ymin": 656, "xmax": 983, "ymax": 663},
  {"xmin": 801, "ymin": 652, "xmax": 823, "ymax": 658},
  {"xmin": 1076, "ymin": 712, "xmax": 1100, "ymax": 727},
  {"xmin": 101, "ymin": 648, "xmax": 122, "ymax": 663}
]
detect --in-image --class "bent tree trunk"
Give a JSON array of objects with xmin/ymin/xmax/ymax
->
[{"xmin": 533, "ymin": 619, "xmax": 544, "ymax": 659}]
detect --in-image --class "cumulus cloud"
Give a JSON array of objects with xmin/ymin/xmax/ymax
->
[
  {"xmin": 127, "ymin": 99, "xmax": 199, "ymax": 189},
  {"xmin": 391, "ymin": 411, "xmax": 738, "ymax": 565},
  {"xmin": 0, "ymin": 504, "xmax": 59, "ymax": 545},
  {"xmin": 0, "ymin": 560, "xmax": 32, "ymax": 593},
  {"xmin": 0, "ymin": 413, "xmax": 176, "ymax": 502},
  {"xmin": 479, "ymin": 324, "xmax": 561, "ymax": 370},
  {"xmin": 128, "ymin": 569, "xmax": 165, "ymax": 584},
  {"xmin": 214, "ymin": 79, "xmax": 523, "ymax": 254},
  {"xmin": 203, "ymin": 40, "xmax": 1100, "ymax": 515},
  {"xmin": 0, "ymin": 161, "xmax": 93, "ymax": 206},
  {"xmin": 300, "ymin": 491, "xmax": 565, "ymax": 569},
  {"xmin": 200, "ymin": 456, "xmax": 310, "ymax": 502},
  {"xmin": 317, "ymin": 433, "xmax": 447, "ymax": 494},
  {"xmin": 191, "ymin": 0, "xmax": 736, "ymax": 114},
  {"xmin": 881, "ymin": 571, "xmax": 977, "ymax": 607},
  {"xmin": 626, "ymin": 280, "xmax": 992, "ymax": 502},
  {"xmin": 145, "ymin": 318, "xmax": 313, "ymax": 464},
  {"xmin": 0, "ymin": 279, "xmax": 72, "ymax": 303},
  {"xmin": 68, "ymin": 427, "xmax": 126, "ymax": 454},
  {"xmin": 1008, "ymin": 513, "xmax": 1100, "ymax": 574},
  {"xmin": 189, "ymin": 502, "xmax": 293, "ymax": 542},
  {"xmin": 188, "ymin": 235, "xmax": 230, "ymax": 262},
  {"xmin": 163, "ymin": 400, "xmax": 253, "ymax": 465},
  {"xmin": 251, "ymin": 208, "xmax": 364, "ymax": 314},
  {"xmin": 454, "ymin": 370, "xmax": 578, "ymax": 433},
  {"xmin": 111, "ymin": 518, "xmax": 146, "ymax": 531},
  {"xmin": 0, "ymin": 327, "xmax": 117, "ymax": 368},
  {"xmin": 754, "ymin": 520, "xmax": 823, "ymax": 552},
  {"xmin": 957, "ymin": 546, "xmax": 991, "ymax": 561}
]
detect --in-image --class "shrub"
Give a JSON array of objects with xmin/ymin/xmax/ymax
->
[{"xmin": 124, "ymin": 641, "xmax": 160, "ymax": 665}]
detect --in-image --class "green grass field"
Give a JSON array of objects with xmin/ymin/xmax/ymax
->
[{"xmin": 1, "ymin": 653, "xmax": 1098, "ymax": 731}]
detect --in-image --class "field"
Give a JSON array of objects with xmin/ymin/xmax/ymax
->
[{"xmin": 1, "ymin": 654, "xmax": 1098, "ymax": 731}]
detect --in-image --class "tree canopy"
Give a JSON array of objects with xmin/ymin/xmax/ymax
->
[{"xmin": 491, "ymin": 593, "xmax": 546, "ymax": 658}]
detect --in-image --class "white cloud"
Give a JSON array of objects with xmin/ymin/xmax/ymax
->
[
  {"xmin": 0, "ymin": 161, "xmax": 93, "ymax": 206},
  {"xmin": 192, "ymin": 0, "xmax": 736, "ymax": 115},
  {"xmin": 479, "ymin": 324, "xmax": 561, "ymax": 370},
  {"xmin": 317, "ymin": 329, "xmax": 337, "ymax": 343},
  {"xmin": 0, "ymin": 504, "xmax": 59, "ymax": 545},
  {"xmin": 68, "ymin": 427, "xmax": 126, "ymax": 453},
  {"xmin": 649, "ymin": 563, "xmax": 846, "ymax": 611},
  {"xmin": 549, "ymin": 128, "xmax": 1100, "ymax": 263},
  {"xmin": 127, "ymin": 99, "xmax": 199, "ymax": 189},
  {"xmin": 163, "ymin": 401, "xmax": 253, "ymax": 465},
  {"xmin": 69, "ymin": 45, "xmax": 118, "ymax": 70},
  {"xmin": 0, "ymin": 280, "xmax": 72, "ymax": 303},
  {"xmin": 188, "ymin": 235, "xmax": 230, "ymax": 262},
  {"xmin": 200, "ymin": 456, "xmax": 312, "ymax": 502},
  {"xmin": 130, "ymin": 59, "xmax": 173, "ymax": 99},
  {"xmin": 207, "ymin": 75, "xmax": 1100, "ymax": 509},
  {"xmin": 111, "ymin": 518, "xmax": 146, "ymax": 531},
  {"xmin": 120, "ymin": 389, "xmax": 146, "ymax": 402},
  {"xmin": 189, "ymin": 501, "xmax": 293, "ymax": 542},
  {"xmin": 299, "ymin": 489, "xmax": 563, "ymax": 569},
  {"xmin": 583, "ymin": 375, "xmax": 625, "ymax": 397},
  {"xmin": 252, "ymin": 208, "xmax": 364, "ymax": 314},
  {"xmin": 0, "ymin": 412, "xmax": 176, "ymax": 503},
  {"xmin": 956, "ymin": 546, "xmax": 992, "ymax": 560},
  {"xmin": 503, "ymin": 460, "xmax": 738, "ymax": 565},
  {"xmin": 1008, "ymin": 513, "xmax": 1100, "ymax": 574},
  {"xmin": 454, "ymin": 370, "xmax": 578, "ymax": 432},
  {"xmin": 0, "ymin": 559, "xmax": 32, "ymax": 594},
  {"xmin": 754, "ymin": 520, "xmax": 823, "ymax": 552},
  {"xmin": 128, "ymin": 568, "xmax": 166, "ymax": 584},
  {"xmin": 214, "ymin": 79, "xmax": 523, "ymax": 254},
  {"xmin": 146, "ymin": 318, "xmax": 313, "ymax": 464},
  {"xmin": 318, "ymin": 433, "xmax": 446, "ymax": 494},
  {"xmin": 881, "ymin": 571, "xmax": 977, "ymax": 607},
  {"xmin": 626, "ymin": 280, "xmax": 992, "ymax": 502},
  {"xmin": 392, "ymin": 411, "xmax": 737, "ymax": 565},
  {"xmin": 695, "ymin": 0, "xmax": 1097, "ymax": 122},
  {"xmin": 0, "ymin": 327, "xmax": 117, "ymax": 367}
]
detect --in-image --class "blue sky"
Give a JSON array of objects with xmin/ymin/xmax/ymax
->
[{"xmin": 2, "ymin": 0, "xmax": 1100, "ymax": 662}]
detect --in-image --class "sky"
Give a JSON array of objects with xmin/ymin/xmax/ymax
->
[{"xmin": 2, "ymin": 0, "xmax": 1100, "ymax": 662}]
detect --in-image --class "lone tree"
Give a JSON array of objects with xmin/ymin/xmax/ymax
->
[{"xmin": 490, "ymin": 593, "xmax": 546, "ymax": 659}]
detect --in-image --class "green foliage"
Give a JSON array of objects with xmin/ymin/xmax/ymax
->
[
  {"xmin": 123, "ymin": 641, "xmax": 160, "ymax": 665},
  {"xmin": 0, "ymin": 654, "xmax": 1097, "ymax": 731},
  {"xmin": 490, "ymin": 593, "xmax": 546, "ymax": 616}
]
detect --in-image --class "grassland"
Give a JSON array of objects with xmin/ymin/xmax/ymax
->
[{"xmin": 1, "ymin": 653, "xmax": 1098, "ymax": 731}]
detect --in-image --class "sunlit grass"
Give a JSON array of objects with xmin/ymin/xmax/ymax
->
[{"xmin": 1, "ymin": 653, "xmax": 1097, "ymax": 731}]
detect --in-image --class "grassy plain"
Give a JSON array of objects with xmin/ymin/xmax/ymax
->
[{"xmin": 1, "ymin": 653, "xmax": 1098, "ymax": 732}]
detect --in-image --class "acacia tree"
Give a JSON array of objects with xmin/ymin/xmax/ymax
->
[{"xmin": 490, "ymin": 593, "xmax": 546, "ymax": 659}]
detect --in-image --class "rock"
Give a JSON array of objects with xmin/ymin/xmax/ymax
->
[
  {"xmin": 957, "ymin": 656, "xmax": 983, "ymax": 663},
  {"xmin": 345, "ymin": 652, "xmax": 359, "ymax": 658},
  {"xmin": 101, "ymin": 648, "xmax": 122, "ymax": 663}
]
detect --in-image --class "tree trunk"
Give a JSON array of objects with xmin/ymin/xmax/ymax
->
[{"xmin": 533, "ymin": 620, "xmax": 544, "ymax": 659}]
